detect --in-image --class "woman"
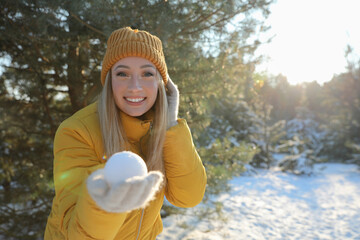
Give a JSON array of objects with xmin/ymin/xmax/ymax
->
[{"xmin": 44, "ymin": 27, "xmax": 207, "ymax": 239}]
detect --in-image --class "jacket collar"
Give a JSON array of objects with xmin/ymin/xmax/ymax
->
[{"xmin": 119, "ymin": 110, "xmax": 153, "ymax": 142}]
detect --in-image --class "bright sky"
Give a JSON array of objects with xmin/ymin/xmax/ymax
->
[{"xmin": 256, "ymin": 0, "xmax": 360, "ymax": 85}]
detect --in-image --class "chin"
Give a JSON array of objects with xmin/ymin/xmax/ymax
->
[
  {"xmin": 124, "ymin": 109, "xmax": 147, "ymax": 117},
  {"xmin": 129, "ymin": 113, "xmax": 143, "ymax": 117}
]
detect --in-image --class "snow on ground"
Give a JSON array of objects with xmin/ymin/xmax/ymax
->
[{"xmin": 158, "ymin": 163, "xmax": 360, "ymax": 240}]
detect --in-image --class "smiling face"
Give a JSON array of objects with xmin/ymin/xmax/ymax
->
[{"xmin": 111, "ymin": 57, "xmax": 159, "ymax": 117}]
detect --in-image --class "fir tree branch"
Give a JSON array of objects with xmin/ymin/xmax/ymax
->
[{"xmin": 68, "ymin": 11, "xmax": 107, "ymax": 37}]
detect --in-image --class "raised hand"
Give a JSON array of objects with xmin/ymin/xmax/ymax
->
[
  {"xmin": 166, "ymin": 75, "xmax": 179, "ymax": 128},
  {"xmin": 87, "ymin": 168, "xmax": 163, "ymax": 213}
]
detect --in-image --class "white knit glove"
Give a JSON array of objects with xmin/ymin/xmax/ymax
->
[
  {"xmin": 86, "ymin": 169, "xmax": 163, "ymax": 213},
  {"xmin": 166, "ymin": 75, "xmax": 179, "ymax": 128}
]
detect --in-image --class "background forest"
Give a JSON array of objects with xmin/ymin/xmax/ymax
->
[{"xmin": 0, "ymin": 0, "xmax": 359, "ymax": 239}]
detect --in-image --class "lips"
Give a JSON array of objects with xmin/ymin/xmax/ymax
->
[{"xmin": 124, "ymin": 97, "xmax": 146, "ymax": 103}]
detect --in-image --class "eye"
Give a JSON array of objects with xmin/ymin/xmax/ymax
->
[
  {"xmin": 143, "ymin": 71, "xmax": 155, "ymax": 77},
  {"xmin": 116, "ymin": 71, "xmax": 127, "ymax": 77}
]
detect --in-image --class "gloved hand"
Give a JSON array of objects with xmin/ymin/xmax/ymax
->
[
  {"xmin": 87, "ymin": 169, "xmax": 163, "ymax": 213},
  {"xmin": 166, "ymin": 75, "xmax": 179, "ymax": 128}
]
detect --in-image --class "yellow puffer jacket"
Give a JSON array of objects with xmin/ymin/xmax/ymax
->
[{"xmin": 44, "ymin": 102, "xmax": 207, "ymax": 239}]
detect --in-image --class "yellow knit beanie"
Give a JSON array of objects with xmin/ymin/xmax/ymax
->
[{"xmin": 101, "ymin": 27, "xmax": 168, "ymax": 85}]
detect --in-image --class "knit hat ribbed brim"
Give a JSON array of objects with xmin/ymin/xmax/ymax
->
[{"xmin": 101, "ymin": 27, "xmax": 168, "ymax": 85}]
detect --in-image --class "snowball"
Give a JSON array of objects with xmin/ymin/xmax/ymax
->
[{"xmin": 104, "ymin": 151, "xmax": 148, "ymax": 184}]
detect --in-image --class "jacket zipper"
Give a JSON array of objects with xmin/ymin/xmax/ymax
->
[
  {"xmin": 136, "ymin": 209, "xmax": 145, "ymax": 240},
  {"xmin": 136, "ymin": 122, "xmax": 151, "ymax": 240},
  {"xmin": 139, "ymin": 122, "xmax": 152, "ymax": 160}
]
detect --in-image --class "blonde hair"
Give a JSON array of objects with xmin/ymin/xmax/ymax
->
[{"xmin": 98, "ymin": 70, "xmax": 168, "ymax": 176}]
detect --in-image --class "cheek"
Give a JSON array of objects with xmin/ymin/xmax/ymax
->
[
  {"xmin": 148, "ymin": 81, "xmax": 159, "ymax": 98},
  {"xmin": 111, "ymin": 80, "xmax": 125, "ymax": 98}
]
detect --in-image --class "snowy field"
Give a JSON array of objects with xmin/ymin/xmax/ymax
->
[{"xmin": 158, "ymin": 163, "xmax": 360, "ymax": 240}]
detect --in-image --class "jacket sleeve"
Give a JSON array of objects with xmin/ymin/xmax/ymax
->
[
  {"xmin": 163, "ymin": 119, "xmax": 207, "ymax": 207},
  {"xmin": 53, "ymin": 117, "xmax": 127, "ymax": 239}
]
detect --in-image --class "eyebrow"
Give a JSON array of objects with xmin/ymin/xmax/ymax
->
[
  {"xmin": 114, "ymin": 65, "xmax": 130, "ymax": 70},
  {"xmin": 114, "ymin": 64, "xmax": 156, "ymax": 70},
  {"xmin": 140, "ymin": 64, "xmax": 156, "ymax": 69}
]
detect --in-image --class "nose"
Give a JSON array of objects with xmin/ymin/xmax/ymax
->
[{"xmin": 128, "ymin": 74, "xmax": 142, "ymax": 91}]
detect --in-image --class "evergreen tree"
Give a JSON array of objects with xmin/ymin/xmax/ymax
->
[
  {"xmin": 261, "ymin": 74, "xmax": 303, "ymax": 122},
  {"xmin": 247, "ymin": 76, "xmax": 286, "ymax": 168},
  {"xmin": 320, "ymin": 52, "xmax": 360, "ymax": 161},
  {"xmin": 302, "ymin": 81, "xmax": 325, "ymax": 122},
  {"xmin": 345, "ymin": 142, "xmax": 360, "ymax": 165},
  {"xmin": 276, "ymin": 107, "xmax": 324, "ymax": 174},
  {"xmin": 0, "ymin": 0, "xmax": 273, "ymax": 238},
  {"xmin": 250, "ymin": 98, "xmax": 286, "ymax": 168}
]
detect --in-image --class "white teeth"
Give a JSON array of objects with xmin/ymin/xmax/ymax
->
[{"xmin": 126, "ymin": 97, "xmax": 145, "ymax": 103}]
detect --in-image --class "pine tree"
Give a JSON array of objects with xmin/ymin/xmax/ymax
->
[
  {"xmin": 276, "ymin": 107, "xmax": 324, "ymax": 174},
  {"xmin": 0, "ymin": 0, "xmax": 273, "ymax": 238},
  {"xmin": 320, "ymin": 50, "xmax": 360, "ymax": 161}
]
